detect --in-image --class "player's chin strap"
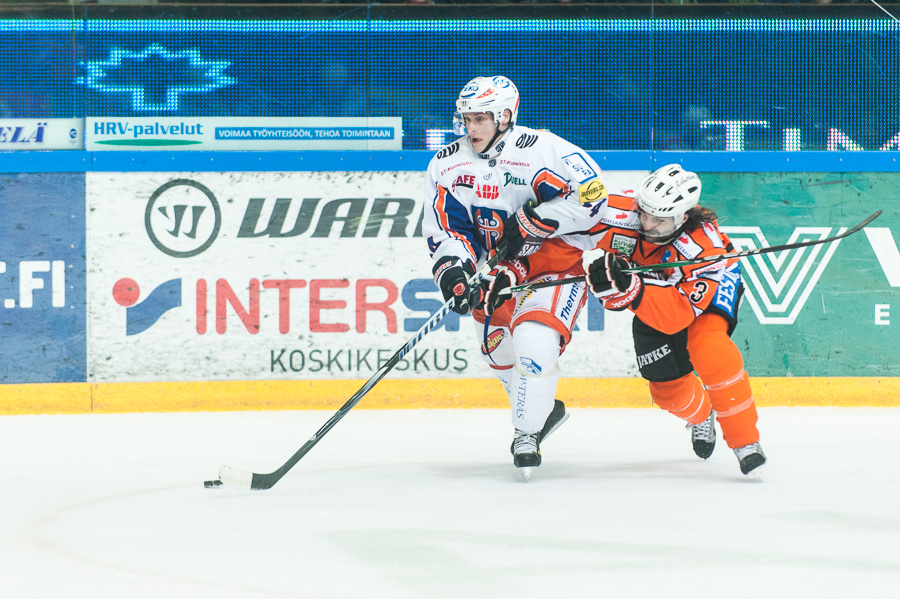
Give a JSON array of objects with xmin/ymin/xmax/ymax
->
[{"xmin": 475, "ymin": 124, "xmax": 513, "ymax": 160}]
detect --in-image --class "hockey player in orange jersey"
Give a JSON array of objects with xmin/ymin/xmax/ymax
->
[{"xmin": 581, "ymin": 164, "xmax": 766, "ymax": 476}]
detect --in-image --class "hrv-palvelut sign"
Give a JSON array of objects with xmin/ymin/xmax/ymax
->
[{"xmin": 85, "ymin": 117, "xmax": 402, "ymax": 151}]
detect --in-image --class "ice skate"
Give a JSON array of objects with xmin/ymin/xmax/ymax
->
[
  {"xmin": 689, "ymin": 410, "xmax": 716, "ymax": 459},
  {"xmin": 734, "ymin": 442, "xmax": 766, "ymax": 476},
  {"xmin": 511, "ymin": 430, "xmax": 541, "ymax": 480},
  {"xmin": 540, "ymin": 399, "xmax": 569, "ymax": 442}
]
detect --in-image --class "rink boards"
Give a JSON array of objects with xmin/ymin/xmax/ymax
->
[{"xmin": 1, "ymin": 153, "xmax": 899, "ymax": 412}]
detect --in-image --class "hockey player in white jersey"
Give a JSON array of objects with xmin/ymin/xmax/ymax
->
[{"xmin": 423, "ymin": 76, "xmax": 609, "ymax": 477}]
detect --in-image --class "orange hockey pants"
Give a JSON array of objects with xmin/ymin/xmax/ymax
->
[{"xmin": 648, "ymin": 313, "xmax": 759, "ymax": 449}]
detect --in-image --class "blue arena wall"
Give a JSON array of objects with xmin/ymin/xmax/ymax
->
[
  {"xmin": 1, "ymin": 18, "xmax": 899, "ymax": 151},
  {"xmin": 6, "ymin": 150, "xmax": 900, "ymax": 173}
]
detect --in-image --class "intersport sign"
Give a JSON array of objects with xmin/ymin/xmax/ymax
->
[{"xmin": 87, "ymin": 171, "xmax": 900, "ymax": 380}]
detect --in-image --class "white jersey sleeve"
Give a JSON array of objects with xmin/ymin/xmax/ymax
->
[{"xmin": 525, "ymin": 131, "xmax": 608, "ymax": 236}]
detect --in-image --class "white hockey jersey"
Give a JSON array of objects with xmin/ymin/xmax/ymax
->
[{"xmin": 423, "ymin": 125, "xmax": 609, "ymax": 268}]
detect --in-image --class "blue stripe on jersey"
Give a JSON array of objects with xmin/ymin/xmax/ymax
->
[{"xmin": 435, "ymin": 187, "xmax": 485, "ymax": 259}]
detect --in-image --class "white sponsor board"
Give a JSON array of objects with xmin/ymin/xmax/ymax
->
[
  {"xmin": 86, "ymin": 171, "xmax": 643, "ymax": 382},
  {"xmin": 0, "ymin": 118, "xmax": 83, "ymax": 150},
  {"xmin": 86, "ymin": 117, "xmax": 402, "ymax": 151}
]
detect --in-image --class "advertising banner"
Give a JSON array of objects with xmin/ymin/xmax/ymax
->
[
  {"xmin": 86, "ymin": 117, "xmax": 402, "ymax": 151},
  {"xmin": 0, "ymin": 119, "xmax": 83, "ymax": 150},
  {"xmin": 85, "ymin": 171, "xmax": 641, "ymax": 382},
  {"xmin": 0, "ymin": 174, "xmax": 86, "ymax": 383},
  {"xmin": 704, "ymin": 172, "xmax": 900, "ymax": 376},
  {"xmin": 86, "ymin": 170, "xmax": 900, "ymax": 383}
]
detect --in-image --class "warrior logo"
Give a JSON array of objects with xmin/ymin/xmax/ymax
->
[{"xmin": 145, "ymin": 179, "xmax": 221, "ymax": 258}]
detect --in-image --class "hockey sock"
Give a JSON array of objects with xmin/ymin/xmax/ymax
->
[
  {"xmin": 688, "ymin": 314, "xmax": 760, "ymax": 449},
  {"xmin": 649, "ymin": 373, "xmax": 711, "ymax": 425}
]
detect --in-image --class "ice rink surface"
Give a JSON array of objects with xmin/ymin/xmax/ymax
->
[{"xmin": 2, "ymin": 406, "xmax": 899, "ymax": 599}]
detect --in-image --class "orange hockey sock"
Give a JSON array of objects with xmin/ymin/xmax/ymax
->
[
  {"xmin": 648, "ymin": 373, "xmax": 711, "ymax": 425},
  {"xmin": 687, "ymin": 314, "xmax": 759, "ymax": 449}
]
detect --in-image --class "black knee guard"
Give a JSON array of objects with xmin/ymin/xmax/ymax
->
[{"xmin": 632, "ymin": 316, "xmax": 694, "ymax": 383}]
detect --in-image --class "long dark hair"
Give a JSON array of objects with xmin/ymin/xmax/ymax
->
[{"xmin": 684, "ymin": 205, "xmax": 718, "ymax": 231}]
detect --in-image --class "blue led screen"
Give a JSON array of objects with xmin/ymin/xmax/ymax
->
[{"xmin": 1, "ymin": 19, "xmax": 898, "ymax": 151}]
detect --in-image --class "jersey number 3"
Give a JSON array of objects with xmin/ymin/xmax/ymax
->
[{"xmin": 689, "ymin": 281, "xmax": 709, "ymax": 303}]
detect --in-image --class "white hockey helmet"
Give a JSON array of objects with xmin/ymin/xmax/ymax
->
[
  {"xmin": 636, "ymin": 164, "xmax": 702, "ymax": 222},
  {"xmin": 452, "ymin": 76, "xmax": 520, "ymax": 135}
]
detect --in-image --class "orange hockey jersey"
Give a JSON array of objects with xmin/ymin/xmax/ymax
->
[{"xmin": 590, "ymin": 194, "xmax": 742, "ymax": 335}]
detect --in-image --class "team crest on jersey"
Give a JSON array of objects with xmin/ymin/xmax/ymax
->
[
  {"xmin": 474, "ymin": 207, "xmax": 506, "ymax": 248},
  {"xmin": 610, "ymin": 233, "xmax": 637, "ymax": 256},
  {"xmin": 578, "ymin": 180, "xmax": 608, "ymax": 204}
]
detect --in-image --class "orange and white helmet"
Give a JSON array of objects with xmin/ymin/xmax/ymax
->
[{"xmin": 452, "ymin": 76, "xmax": 520, "ymax": 135}]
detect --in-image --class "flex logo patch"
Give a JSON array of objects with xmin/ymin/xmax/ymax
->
[{"xmin": 721, "ymin": 225, "xmax": 846, "ymax": 324}]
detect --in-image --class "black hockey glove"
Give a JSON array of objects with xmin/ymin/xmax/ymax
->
[
  {"xmin": 582, "ymin": 248, "xmax": 644, "ymax": 311},
  {"xmin": 479, "ymin": 263, "xmax": 523, "ymax": 316},
  {"xmin": 496, "ymin": 202, "xmax": 559, "ymax": 261},
  {"xmin": 433, "ymin": 256, "xmax": 483, "ymax": 315}
]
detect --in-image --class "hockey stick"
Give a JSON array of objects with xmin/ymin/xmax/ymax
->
[
  {"xmin": 504, "ymin": 210, "xmax": 882, "ymax": 295},
  {"xmin": 213, "ymin": 247, "xmax": 508, "ymax": 490}
]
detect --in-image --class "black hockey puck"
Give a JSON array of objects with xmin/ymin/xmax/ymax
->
[{"xmin": 204, "ymin": 479, "xmax": 223, "ymax": 488}]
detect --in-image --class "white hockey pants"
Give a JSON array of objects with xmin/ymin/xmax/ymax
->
[{"xmin": 476, "ymin": 319, "xmax": 561, "ymax": 434}]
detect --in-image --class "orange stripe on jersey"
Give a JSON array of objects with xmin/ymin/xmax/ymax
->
[
  {"xmin": 607, "ymin": 194, "xmax": 637, "ymax": 211},
  {"xmin": 531, "ymin": 169, "xmax": 571, "ymax": 199},
  {"xmin": 435, "ymin": 184, "xmax": 476, "ymax": 259}
]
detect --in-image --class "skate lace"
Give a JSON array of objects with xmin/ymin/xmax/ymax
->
[
  {"xmin": 734, "ymin": 443, "xmax": 761, "ymax": 460},
  {"xmin": 689, "ymin": 415, "xmax": 713, "ymax": 442},
  {"xmin": 512, "ymin": 432, "xmax": 538, "ymax": 455}
]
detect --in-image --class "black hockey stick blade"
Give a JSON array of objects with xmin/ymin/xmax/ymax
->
[
  {"xmin": 217, "ymin": 301, "xmax": 453, "ymax": 491},
  {"xmin": 508, "ymin": 210, "xmax": 882, "ymax": 294},
  {"xmin": 215, "ymin": 246, "xmax": 511, "ymax": 491}
]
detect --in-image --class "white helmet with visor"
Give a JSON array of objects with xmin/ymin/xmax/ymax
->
[
  {"xmin": 636, "ymin": 164, "xmax": 702, "ymax": 242},
  {"xmin": 637, "ymin": 164, "xmax": 702, "ymax": 221},
  {"xmin": 452, "ymin": 76, "xmax": 520, "ymax": 135}
]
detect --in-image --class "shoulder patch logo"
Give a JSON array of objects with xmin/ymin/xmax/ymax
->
[
  {"xmin": 515, "ymin": 133, "xmax": 539, "ymax": 149},
  {"xmin": 562, "ymin": 152, "xmax": 597, "ymax": 183},
  {"xmin": 578, "ymin": 180, "xmax": 608, "ymax": 204},
  {"xmin": 436, "ymin": 142, "xmax": 460, "ymax": 159}
]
